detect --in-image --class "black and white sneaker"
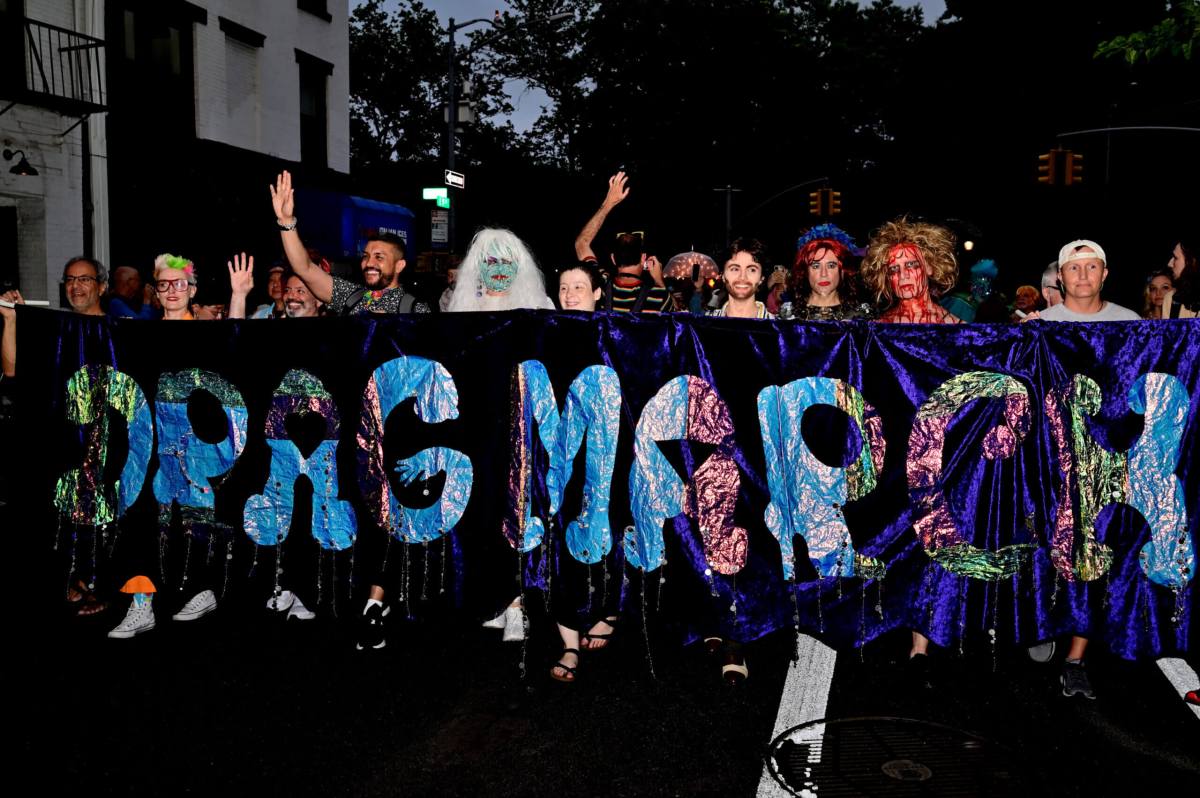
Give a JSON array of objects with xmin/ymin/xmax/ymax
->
[{"xmin": 356, "ymin": 603, "xmax": 390, "ymax": 650}]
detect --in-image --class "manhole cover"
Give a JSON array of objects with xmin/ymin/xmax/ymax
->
[{"xmin": 767, "ymin": 716, "xmax": 1018, "ymax": 796}]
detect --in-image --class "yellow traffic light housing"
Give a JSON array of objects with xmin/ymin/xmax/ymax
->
[
  {"xmin": 1064, "ymin": 151, "xmax": 1083, "ymax": 185},
  {"xmin": 1037, "ymin": 150, "xmax": 1057, "ymax": 185},
  {"xmin": 829, "ymin": 190, "xmax": 842, "ymax": 215},
  {"xmin": 808, "ymin": 190, "xmax": 823, "ymax": 216}
]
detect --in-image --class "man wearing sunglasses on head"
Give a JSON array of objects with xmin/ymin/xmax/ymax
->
[{"xmin": 574, "ymin": 171, "xmax": 678, "ymax": 314}]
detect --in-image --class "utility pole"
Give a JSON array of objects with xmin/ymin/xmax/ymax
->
[{"xmin": 712, "ymin": 185, "xmax": 742, "ymax": 249}]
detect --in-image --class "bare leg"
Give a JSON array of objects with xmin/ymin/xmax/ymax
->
[
  {"xmin": 368, "ymin": 584, "xmax": 385, "ymax": 603},
  {"xmin": 910, "ymin": 631, "xmax": 930, "ymax": 657},
  {"xmin": 552, "ymin": 623, "xmax": 581, "ymax": 681},
  {"xmin": 1066, "ymin": 635, "xmax": 1087, "ymax": 661}
]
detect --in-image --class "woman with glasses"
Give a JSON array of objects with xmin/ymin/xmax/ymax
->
[{"xmin": 153, "ymin": 253, "xmax": 199, "ymax": 320}]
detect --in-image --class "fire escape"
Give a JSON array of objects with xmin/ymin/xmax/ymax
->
[{"xmin": 0, "ymin": 15, "xmax": 108, "ymax": 131}]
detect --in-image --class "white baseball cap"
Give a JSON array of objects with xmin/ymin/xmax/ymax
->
[{"xmin": 1058, "ymin": 239, "xmax": 1107, "ymax": 268}]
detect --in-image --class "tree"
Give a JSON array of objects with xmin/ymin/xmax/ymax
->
[{"xmin": 1096, "ymin": 0, "xmax": 1200, "ymax": 63}]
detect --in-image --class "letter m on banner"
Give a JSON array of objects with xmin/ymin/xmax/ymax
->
[{"xmin": 504, "ymin": 361, "xmax": 621, "ymax": 562}]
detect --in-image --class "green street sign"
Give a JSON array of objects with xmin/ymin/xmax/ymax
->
[
  {"xmin": 422, "ymin": 187, "xmax": 448, "ymax": 200},
  {"xmin": 436, "ymin": 196, "xmax": 451, "ymax": 209}
]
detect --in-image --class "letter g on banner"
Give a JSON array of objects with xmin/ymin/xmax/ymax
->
[{"xmin": 358, "ymin": 356, "xmax": 473, "ymax": 543}]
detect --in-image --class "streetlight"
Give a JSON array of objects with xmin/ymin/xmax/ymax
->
[{"xmin": 444, "ymin": 11, "xmax": 570, "ymax": 254}]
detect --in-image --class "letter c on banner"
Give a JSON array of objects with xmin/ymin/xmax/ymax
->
[
  {"xmin": 358, "ymin": 356, "xmax": 473, "ymax": 543},
  {"xmin": 907, "ymin": 371, "xmax": 1036, "ymax": 579},
  {"xmin": 626, "ymin": 375, "xmax": 746, "ymax": 574},
  {"xmin": 54, "ymin": 365, "xmax": 153, "ymax": 526},
  {"xmin": 757, "ymin": 377, "xmax": 885, "ymax": 580}
]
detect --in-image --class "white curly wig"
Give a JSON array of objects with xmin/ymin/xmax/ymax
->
[{"xmin": 446, "ymin": 227, "xmax": 551, "ymax": 311}]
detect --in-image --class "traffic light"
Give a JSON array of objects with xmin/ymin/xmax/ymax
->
[
  {"xmin": 1064, "ymin": 151, "xmax": 1083, "ymax": 185},
  {"xmin": 808, "ymin": 190, "xmax": 823, "ymax": 216},
  {"xmin": 1037, "ymin": 150, "xmax": 1057, "ymax": 185},
  {"xmin": 828, "ymin": 190, "xmax": 842, "ymax": 215}
]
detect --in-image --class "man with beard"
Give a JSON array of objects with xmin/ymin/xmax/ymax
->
[
  {"xmin": 228, "ymin": 256, "xmax": 325, "ymax": 319},
  {"xmin": 708, "ymin": 238, "xmax": 773, "ymax": 318},
  {"xmin": 270, "ymin": 171, "xmax": 429, "ymax": 316},
  {"xmin": 2, "ymin": 256, "xmax": 108, "ymax": 377}
]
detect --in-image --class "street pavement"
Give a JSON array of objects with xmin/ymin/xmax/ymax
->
[{"xmin": 13, "ymin": 530, "xmax": 1198, "ymax": 798}]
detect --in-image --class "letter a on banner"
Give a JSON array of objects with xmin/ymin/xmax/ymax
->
[
  {"xmin": 243, "ymin": 370, "xmax": 356, "ymax": 551},
  {"xmin": 627, "ymin": 375, "xmax": 747, "ymax": 574}
]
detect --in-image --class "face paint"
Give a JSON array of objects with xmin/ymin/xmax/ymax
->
[
  {"xmin": 885, "ymin": 244, "xmax": 928, "ymax": 301},
  {"xmin": 481, "ymin": 246, "xmax": 518, "ymax": 293}
]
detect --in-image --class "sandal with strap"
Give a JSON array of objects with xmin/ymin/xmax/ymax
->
[
  {"xmin": 581, "ymin": 617, "xmax": 621, "ymax": 650},
  {"xmin": 551, "ymin": 648, "xmax": 581, "ymax": 683},
  {"xmin": 76, "ymin": 591, "xmax": 109, "ymax": 617}
]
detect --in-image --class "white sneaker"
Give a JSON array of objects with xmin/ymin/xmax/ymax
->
[
  {"xmin": 267, "ymin": 590, "xmax": 297, "ymax": 613},
  {"xmin": 172, "ymin": 589, "xmax": 217, "ymax": 622},
  {"xmin": 482, "ymin": 609, "xmax": 508, "ymax": 629},
  {"xmin": 287, "ymin": 594, "xmax": 315, "ymax": 621},
  {"xmin": 502, "ymin": 605, "xmax": 526, "ymax": 643},
  {"xmin": 108, "ymin": 602, "xmax": 156, "ymax": 639}
]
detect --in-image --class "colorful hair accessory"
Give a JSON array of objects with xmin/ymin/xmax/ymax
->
[
  {"xmin": 796, "ymin": 224, "xmax": 863, "ymax": 256},
  {"xmin": 154, "ymin": 253, "xmax": 197, "ymax": 283}
]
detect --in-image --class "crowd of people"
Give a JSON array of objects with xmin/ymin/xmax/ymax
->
[{"xmin": 0, "ymin": 170, "xmax": 1196, "ymax": 699}]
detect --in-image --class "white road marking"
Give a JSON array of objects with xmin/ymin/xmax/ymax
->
[
  {"xmin": 756, "ymin": 634, "xmax": 838, "ymax": 797},
  {"xmin": 1156, "ymin": 657, "xmax": 1200, "ymax": 721}
]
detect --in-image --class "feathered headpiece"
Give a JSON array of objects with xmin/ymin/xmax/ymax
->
[{"xmin": 796, "ymin": 223, "xmax": 863, "ymax": 257}]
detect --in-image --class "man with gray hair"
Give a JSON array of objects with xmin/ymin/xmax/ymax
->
[
  {"xmin": 1040, "ymin": 261, "xmax": 1063, "ymax": 309},
  {"xmin": 2, "ymin": 256, "xmax": 108, "ymax": 378}
]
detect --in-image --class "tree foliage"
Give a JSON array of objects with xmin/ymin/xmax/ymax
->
[{"xmin": 1096, "ymin": 0, "xmax": 1200, "ymax": 63}]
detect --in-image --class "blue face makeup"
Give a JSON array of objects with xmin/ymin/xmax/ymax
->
[{"xmin": 481, "ymin": 253, "xmax": 518, "ymax": 292}]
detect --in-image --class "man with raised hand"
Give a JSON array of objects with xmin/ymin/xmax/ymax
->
[
  {"xmin": 270, "ymin": 170, "xmax": 429, "ymax": 316},
  {"xmin": 574, "ymin": 171, "xmax": 676, "ymax": 314}
]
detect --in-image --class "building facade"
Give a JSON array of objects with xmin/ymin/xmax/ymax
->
[{"xmin": 0, "ymin": 0, "xmax": 349, "ymax": 306}]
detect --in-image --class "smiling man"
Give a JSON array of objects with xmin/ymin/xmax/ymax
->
[
  {"xmin": 1032, "ymin": 240, "xmax": 1138, "ymax": 322},
  {"xmin": 709, "ymin": 238, "xmax": 773, "ymax": 318},
  {"xmin": 270, "ymin": 171, "xmax": 428, "ymax": 316}
]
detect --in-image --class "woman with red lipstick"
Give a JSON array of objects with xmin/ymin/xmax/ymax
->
[{"xmin": 785, "ymin": 236, "xmax": 873, "ymax": 321}]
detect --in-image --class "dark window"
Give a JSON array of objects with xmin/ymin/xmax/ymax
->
[
  {"xmin": 297, "ymin": 0, "xmax": 332, "ymax": 23},
  {"xmin": 295, "ymin": 50, "xmax": 331, "ymax": 168}
]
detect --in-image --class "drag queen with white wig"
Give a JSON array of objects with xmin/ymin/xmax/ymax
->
[{"xmin": 446, "ymin": 227, "xmax": 554, "ymax": 312}]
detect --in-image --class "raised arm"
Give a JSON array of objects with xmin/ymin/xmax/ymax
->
[
  {"xmin": 574, "ymin": 171, "xmax": 629, "ymax": 262},
  {"xmin": 226, "ymin": 253, "xmax": 254, "ymax": 319},
  {"xmin": 0, "ymin": 289, "xmax": 23, "ymax": 377},
  {"xmin": 271, "ymin": 171, "xmax": 334, "ymax": 303}
]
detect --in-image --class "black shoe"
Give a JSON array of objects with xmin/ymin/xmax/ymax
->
[
  {"xmin": 356, "ymin": 603, "xmax": 390, "ymax": 651},
  {"xmin": 906, "ymin": 653, "xmax": 933, "ymax": 689},
  {"xmin": 1061, "ymin": 660, "xmax": 1095, "ymax": 699}
]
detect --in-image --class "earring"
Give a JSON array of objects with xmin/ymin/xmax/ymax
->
[{"xmin": 475, "ymin": 281, "xmax": 483, "ymax": 298}]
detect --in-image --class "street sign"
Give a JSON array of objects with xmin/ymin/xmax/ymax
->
[
  {"xmin": 444, "ymin": 170, "xmax": 465, "ymax": 189},
  {"xmin": 431, "ymin": 209, "xmax": 449, "ymax": 245},
  {"xmin": 436, "ymin": 196, "xmax": 450, "ymax": 209},
  {"xmin": 422, "ymin": 187, "xmax": 448, "ymax": 200}
]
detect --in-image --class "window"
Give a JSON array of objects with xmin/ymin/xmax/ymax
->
[
  {"xmin": 297, "ymin": 0, "xmax": 332, "ymax": 23},
  {"xmin": 295, "ymin": 50, "xmax": 332, "ymax": 168},
  {"xmin": 225, "ymin": 38, "xmax": 259, "ymax": 142}
]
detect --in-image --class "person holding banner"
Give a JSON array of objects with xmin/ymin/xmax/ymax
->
[{"xmin": 861, "ymin": 217, "xmax": 960, "ymax": 687}]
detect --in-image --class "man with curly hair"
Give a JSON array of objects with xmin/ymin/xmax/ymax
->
[{"xmin": 861, "ymin": 218, "xmax": 960, "ymax": 324}]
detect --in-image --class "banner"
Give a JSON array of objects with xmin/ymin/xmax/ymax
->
[{"xmin": 12, "ymin": 307, "xmax": 1199, "ymax": 659}]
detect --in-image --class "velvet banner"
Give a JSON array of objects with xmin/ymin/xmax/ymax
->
[{"xmin": 12, "ymin": 307, "xmax": 1198, "ymax": 660}]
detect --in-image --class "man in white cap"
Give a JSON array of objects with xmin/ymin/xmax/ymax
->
[
  {"xmin": 1024, "ymin": 239, "xmax": 1136, "ymax": 700},
  {"xmin": 1028, "ymin": 240, "xmax": 1138, "ymax": 322}
]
